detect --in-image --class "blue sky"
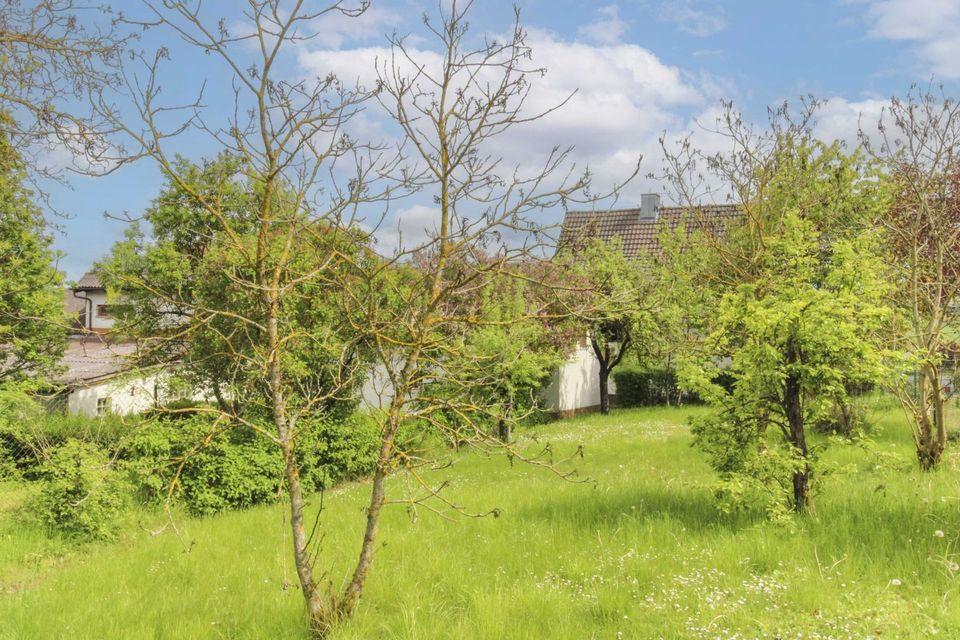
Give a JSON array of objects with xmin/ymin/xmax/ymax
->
[{"xmin": 44, "ymin": 0, "xmax": 960, "ymax": 280}]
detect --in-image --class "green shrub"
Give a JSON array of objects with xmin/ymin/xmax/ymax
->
[
  {"xmin": 32, "ymin": 439, "xmax": 128, "ymax": 541},
  {"xmin": 297, "ymin": 412, "xmax": 380, "ymax": 491},
  {"xmin": 0, "ymin": 388, "xmax": 42, "ymax": 480},
  {"xmin": 2, "ymin": 410, "xmax": 135, "ymax": 480},
  {"xmin": 124, "ymin": 411, "xmax": 382, "ymax": 516},
  {"xmin": 812, "ymin": 398, "xmax": 868, "ymax": 437},
  {"xmin": 176, "ymin": 425, "xmax": 284, "ymax": 516},
  {"xmin": 613, "ymin": 367, "xmax": 694, "ymax": 407}
]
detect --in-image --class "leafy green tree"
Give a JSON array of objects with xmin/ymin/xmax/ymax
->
[
  {"xmin": 100, "ymin": 153, "xmax": 345, "ymax": 416},
  {"xmin": 560, "ymin": 237, "xmax": 658, "ymax": 414},
  {"xmin": 685, "ymin": 213, "xmax": 888, "ymax": 515},
  {"xmin": 663, "ymin": 104, "xmax": 891, "ymax": 515},
  {"xmin": 0, "ymin": 127, "xmax": 66, "ymax": 382}
]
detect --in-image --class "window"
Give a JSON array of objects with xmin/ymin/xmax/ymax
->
[
  {"xmin": 96, "ymin": 397, "xmax": 112, "ymax": 417},
  {"xmin": 96, "ymin": 304, "xmax": 114, "ymax": 318}
]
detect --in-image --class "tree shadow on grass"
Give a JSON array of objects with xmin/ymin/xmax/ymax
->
[{"xmin": 516, "ymin": 483, "xmax": 762, "ymax": 535}]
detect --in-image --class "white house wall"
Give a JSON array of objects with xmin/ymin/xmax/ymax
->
[
  {"xmin": 360, "ymin": 363, "xmax": 394, "ymax": 411},
  {"xmin": 67, "ymin": 373, "xmax": 161, "ymax": 418},
  {"xmin": 65, "ymin": 354, "xmax": 606, "ymax": 419},
  {"xmin": 542, "ymin": 343, "xmax": 615, "ymax": 415}
]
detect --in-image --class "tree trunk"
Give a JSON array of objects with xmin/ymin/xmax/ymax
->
[
  {"xmin": 784, "ymin": 340, "xmax": 814, "ymax": 515},
  {"xmin": 266, "ymin": 296, "xmax": 330, "ymax": 635},
  {"xmin": 590, "ymin": 332, "xmax": 629, "ymax": 416},
  {"xmin": 915, "ymin": 363, "xmax": 946, "ymax": 471},
  {"xmin": 281, "ymin": 439, "xmax": 330, "ymax": 635},
  {"xmin": 338, "ymin": 410, "xmax": 400, "ymax": 619},
  {"xmin": 498, "ymin": 417, "xmax": 511, "ymax": 443},
  {"xmin": 599, "ymin": 367, "xmax": 610, "ymax": 414}
]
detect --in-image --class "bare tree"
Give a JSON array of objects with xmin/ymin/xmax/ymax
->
[
  {"xmin": 98, "ymin": 0, "xmax": 606, "ymax": 636},
  {"xmin": 0, "ymin": 0, "xmax": 128, "ymax": 184},
  {"xmin": 333, "ymin": 0, "xmax": 611, "ymax": 620},
  {"xmin": 94, "ymin": 1, "xmax": 394, "ymax": 634},
  {"xmin": 864, "ymin": 85, "xmax": 960, "ymax": 470}
]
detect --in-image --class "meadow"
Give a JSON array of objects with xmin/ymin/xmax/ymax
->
[{"xmin": 2, "ymin": 401, "xmax": 960, "ymax": 639}]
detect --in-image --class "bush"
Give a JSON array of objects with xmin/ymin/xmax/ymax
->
[
  {"xmin": 124, "ymin": 411, "xmax": 381, "ymax": 516},
  {"xmin": 0, "ymin": 388, "xmax": 42, "ymax": 480},
  {"xmin": 176, "ymin": 425, "xmax": 285, "ymax": 516},
  {"xmin": 812, "ymin": 398, "xmax": 868, "ymax": 437},
  {"xmin": 613, "ymin": 367, "xmax": 694, "ymax": 407},
  {"xmin": 32, "ymin": 439, "xmax": 128, "ymax": 541},
  {"xmin": 297, "ymin": 412, "xmax": 380, "ymax": 491},
  {"xmin": 1, "ymin": 409, "xmax": 135, "ymax": 480}
]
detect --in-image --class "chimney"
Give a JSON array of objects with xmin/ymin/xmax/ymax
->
[{"xmin": 639, "ymin": 193, "xmax": 660, "ymax": 222}]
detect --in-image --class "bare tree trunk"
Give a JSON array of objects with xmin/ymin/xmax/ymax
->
[
  {"xmin": 338, "ymin": 411, "xmax": 399, "ymax": 618},
  {"xmin": 916, "ymin": 363, "xmax": 946, "ymax": 470},
  {"xmin": 281, "ymin": 439, "xmax": 329, "ymax": 633},
  {"xmin": 265, "ymin": 300, "xmax": 330, "ymax": 634}
]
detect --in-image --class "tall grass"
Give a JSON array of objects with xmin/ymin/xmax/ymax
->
[{"xmin": 2, "ymin": 405, "xmax": 960, "ymax": 639}]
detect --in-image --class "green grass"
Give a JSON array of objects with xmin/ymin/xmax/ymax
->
[{"xmin": 3, "ymin": 404, "xmax": 960, "ymax": 639}]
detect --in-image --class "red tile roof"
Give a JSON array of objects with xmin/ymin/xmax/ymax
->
[{"xmin": 558, "ymin": 204, "xmax": 742, "ymax": 259}]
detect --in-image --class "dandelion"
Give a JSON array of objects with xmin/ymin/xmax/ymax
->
[
  {"xmin": 935, "ymin": 530, "xmax": 945, "ymax": 538},
  {"xmin": 890, "ymin": 578, "xmax": 902, "ymax": 586}
]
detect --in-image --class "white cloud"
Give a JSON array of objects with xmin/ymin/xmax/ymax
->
[
  {"xmin": 812, "ymin": 96, "xmax": 888, "ymax": 149},
  {"xmin": 309, "ymin": 4, "xmax": 404, "ymax": 49},
  {"xmin": 658, "ymin": 2, "xmax": 726, "ymax": 37},
  {"xmin": 578, "ymin": 5, "xmax": 629, "ymax": 45},
  {"xmin": 371, "ymin": 204, "xmax": 440, "ymax": 255},
  {"xmin": 298, "ymin": 25, "xmax": 720, "ymax": 214},
  {"xmin": 858, "ymin": 0, "xmax": 960, "ymax": 77}
]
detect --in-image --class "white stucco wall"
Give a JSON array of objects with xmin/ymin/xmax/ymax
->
[
  {"xmin": 360, "ymin": 363, "xmax": 394, "ymax": 411},
  {"xmin": 85, "ymin": 290, "xmax": 116, "ymax": 331},
  {"xmin": 542, "ymin": 342, "xmax": 616, "ymax": 414},
  {"xmin": 67, "ymin": 373, "xmax": 162, "ymax": 418}
]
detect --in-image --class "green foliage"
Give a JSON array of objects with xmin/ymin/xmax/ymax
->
[
  {"xmin": 420, "ymin": 265, "xmax": 567, "ymax": 439},
  {"xmin": 124, "ymin": 412, "xmax": 380, "ymax": 516},
  {"xmin": 3, "ymin": 405, "xmax": 959, "ymax": 639},
  {"xmin": 99, "ymin": 153, "xmax": 369, "ymax": 419},
  {"xmin": 0, "ymin": 124, "xmax": 66, "ymax": 382},
  {"xmin": 680, "ymin": 140, "xmax": 892, "ymax": 515},
  {"xmin": 296, "ymin": 412, "xmax": 381, "ymax": 491},
  {"xmin": 560, "ymin": 236, "xmax": 660, "ymax": 363},
  {"xmin": 0, "ymin": 385, "xmax": 40, "ymax": 479},
  {"xmin": 0, "ymin": 404, "xmax": 135, "ymax": 480},
  {"xmin": 612, "ymin": 367, "xmax": 691, "ymax": 407},
  {"xmin": 32, "ymin": 439, "xmax": 128, "ymax": 541}
]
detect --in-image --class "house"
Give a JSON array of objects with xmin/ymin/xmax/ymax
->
[
  {"xmin": 68, "ymin": 271, "xmax": 116, "ymax": 333},
  {"xmin": 56, "ymin": 273, "xmax": 178, "ymax": 418},
  {"xmin": 543, "ymin": 194, "xmax": 741, "ymax": 416},
  {"xmin": 55, "ymin": 196, "xmax": 737, "ymax": 419}
]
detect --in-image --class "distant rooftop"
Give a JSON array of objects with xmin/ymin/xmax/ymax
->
[
  {"xmin": 73, "ymin": 271, "xmax": 103, "ymax": 291},
  {"xmin": 56, "ymin": 336, "xmax": 138, "ymax": 386},
  {"xmin": 557, "ymin": 203, "xmax": 742, "ymax": 259}
]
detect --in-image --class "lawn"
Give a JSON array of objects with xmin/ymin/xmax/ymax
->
[{"xmin": 2, "ymin": 403, "xmax": 960, "ymax": 639}]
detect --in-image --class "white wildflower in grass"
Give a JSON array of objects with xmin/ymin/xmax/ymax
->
[
  {"xmin": 934, "ymin": 530, "xmax": 945, "ymax": 538},
  {"xmin": 890, "ymin": 578, "xmax": 902, "ymax": 586}
]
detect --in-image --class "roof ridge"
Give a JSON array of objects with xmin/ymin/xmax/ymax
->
[{"xmin": 565, "ymin": 203, "xmax": 741, "ymax": 215}]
